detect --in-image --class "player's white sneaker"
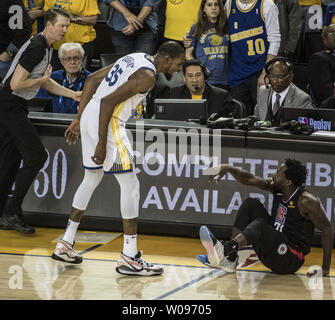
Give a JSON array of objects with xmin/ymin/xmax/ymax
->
[
  {"xmin": 199, "ymin": 226, "xmax": 226, "ymax": 267},
  {"xmin": 197, "ymin": 254, "xmax": 238, "ymax": 273},
  {"xmin": 219, "ymin": 257, "xmax": 238, "ymax": 273},
  {"xmin": 116, "ymin": 251, "xmax": 163, "ymax": 276},
  {"xmin": 52, "ymin": 240, "xmax": 83, "ymax": 264}
]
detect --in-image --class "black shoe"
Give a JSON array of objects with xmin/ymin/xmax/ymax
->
[
  {"xmin": 0, "ymin": 211, "xmax": 35, "ymax": 234},
  {"xmin": 15, "ymin": 212, "xmax": 35, "ymax": 234},
  {"xmin": 0, "ymin": 213, "xmax": 15, "ymax": 230}
]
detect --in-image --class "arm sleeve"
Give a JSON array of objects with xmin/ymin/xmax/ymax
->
[
  {"xmin": 189, "ymin": 24, "xmax": 197, "ymax": 47},
  {"xmin": 263, "ymin": 0, "xmax": 281, "ymax": 56},
  {"xmin": 285, "ymin": 1, "xmax": 302, "ymax": 53}
]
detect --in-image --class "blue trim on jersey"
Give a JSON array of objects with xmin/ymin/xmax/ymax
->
[
  {"xmin": 83, "ymin": 165, "xmax": 103, "ymax": 170},
  {"xmin": 144, "ymin": 53, "xmax": 156, "ymax": 68},
  {"xmin": 104, "ymin": 168, "xmax": 133, "ymax": 174},
  {"xmin": 228, "ymin": 0, "xmax": 269, "ymax": 87}
]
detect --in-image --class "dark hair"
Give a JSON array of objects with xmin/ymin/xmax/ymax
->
[
  {"xmin": 182, "ymin": 59, "xmax": 206, "ymax": 76},
  {"xmin": 284, "ymin": 158, "xmax": 308, "ymax": 187},
  {"xmin": 45, "ymin": 7, "xmax": 70, "ymax": 25},
  {"xmin": 193, "ymin": 0, "xmax": 228, "ymax": 38},
  {"xmin": 157, "ymin": 41, "xmax": 185, "ymax": 59}
]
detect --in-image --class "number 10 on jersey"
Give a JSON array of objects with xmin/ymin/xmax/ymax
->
[{"xmin": 247, "ymin": 38, "xmax": 265, "ymax": 56}]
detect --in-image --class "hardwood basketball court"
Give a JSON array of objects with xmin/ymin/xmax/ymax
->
[{"xmin": 0, "ymin": 227, "xmax": 334, "ymax": 300}]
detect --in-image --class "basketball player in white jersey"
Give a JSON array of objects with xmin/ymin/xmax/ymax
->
[{"xmin": 52, "ymin": 41, "xmax": 185, "ymax": 276}]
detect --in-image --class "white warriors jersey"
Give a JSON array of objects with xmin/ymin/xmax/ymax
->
[
  {"xmin": 92, "ymin": 53, "xmax": 156, "ymax": 122},
  {"xmin": 80, "ymin": 53, "xmax": 156, "ymax": 173}
]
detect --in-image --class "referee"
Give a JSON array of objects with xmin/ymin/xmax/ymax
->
[{"xmin": 0, "ymin": 7, "xmax": 81, "ymax": 234}]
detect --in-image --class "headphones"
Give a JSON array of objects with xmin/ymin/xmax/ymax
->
[
  {"xmin": 264, "ymin": 56, "xmax": 293, "ymax": 74},
  {"xmin": 264, "ymin": 56, "xmax": 293, "ymax": 88},
  {"xmin": 182, "ymin": 59, "xmax": 208, "ymax": 80}
]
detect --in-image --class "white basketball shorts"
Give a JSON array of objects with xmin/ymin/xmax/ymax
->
[{"xmin": 80, "ymin": 99, "xmax": 134, "ymax": 173}]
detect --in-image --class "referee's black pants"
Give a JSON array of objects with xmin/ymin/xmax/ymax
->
[
  {"xmin": 0, "ymin": 99, "xmax": 47, "ymax": 215},
  {"xmin": 234, "ymin": 197, "xmax": 305, "ymax": 274}
]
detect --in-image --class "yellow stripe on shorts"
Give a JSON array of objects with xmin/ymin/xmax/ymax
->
[{"xmin": 111, "ymin": 102, "xmax": 131, "ymax": 171}]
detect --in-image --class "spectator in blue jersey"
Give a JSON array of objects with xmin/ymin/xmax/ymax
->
[
  {"xmin": 36, "ymin": 42, "xmax": 90, "ymax": 114},
  {"xmin": 105, "ymin": 0, "xmax": 158, "ymax": 56},
  {"xmin": 183, "ymin": 0, "xmax": 230, "ymax": 91},
  {"xmin": 323, "ymin": 3, "xmax": 335, "ymax": 27},
  {"xmin": 224, "ymin": 0, "xmax": 281, "ymax": 116}
]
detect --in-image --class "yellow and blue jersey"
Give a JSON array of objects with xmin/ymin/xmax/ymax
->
[
  {"xmin": 227, "ymin": 0, "xmax": 269, "ymax": 87},
  {"xmin": 23, "ymin": 0, "xmax": 45, "ymax": 35}
]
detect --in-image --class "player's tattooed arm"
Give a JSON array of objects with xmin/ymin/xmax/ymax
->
[{"xmin": 208, "ymin": 164, "xmax": 274, "ymax": 192}]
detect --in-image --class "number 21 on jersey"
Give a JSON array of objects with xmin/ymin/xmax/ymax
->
[{"xmin": 105, "ymin": 64, "xmax": 123, "ymax": 86}]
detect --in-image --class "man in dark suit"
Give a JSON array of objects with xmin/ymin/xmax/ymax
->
[
  {"xmin": 167, "ymin": 59, "xmax": 245, "ymax": 119},
  {"xmin": 254, "ymin": 58, "xmax": 315, "ymax": 126},
  {"xmin": 320, "ymin": 83, "xmax": 335, "ymax": 109},
  {"xmin": 307, "ymin": 24, "xmax": 335, "ymax": 107}
]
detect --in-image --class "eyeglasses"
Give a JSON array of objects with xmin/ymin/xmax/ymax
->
[
  {"xmin": 61, "ymin": 56, "xmax": 82, "ymax": 62},
  {"xmin": 268, "ymin": 74, "xmax": 290, "ymax": 81}
]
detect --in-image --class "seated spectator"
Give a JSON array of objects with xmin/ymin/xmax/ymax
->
[
  {"xmin": 43, "ymin": 0, "xmax": 100, "ymax": 71},
  {"xmin": 307, "ymin": 24, "xmax": 335, "ymax": 107},
  {"xmin": 320, "ymin": 83, "xmax": 335, "ymax": 108},
  {"xmin": 36, "ymin": 43, "xmax": 90, "ymax": 114},
  {"xmin": 254, "ymin": 58, "xmax": 315, "ymax": 126},
  {"xmin": 168, "ymin": 59, "xmax": 244, "ymax": 119},
  {"xmin": 323, "ymin": 3, "xmax": 335, "ymax": 26}
]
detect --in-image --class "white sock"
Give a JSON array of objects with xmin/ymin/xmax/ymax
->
[
  {"xmin": 62, "ymin": 220, "xmax": 80, "ymax": 245},
  {"xmin": 123, "ymin": 234, "xmax": 138, "ymax": 258}
]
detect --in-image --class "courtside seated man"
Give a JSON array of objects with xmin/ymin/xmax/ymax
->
[
  {"xmin": 198, "ymin": 159, "xmax": 333, "ymax": 277},
  {"xmin": 51, "ymin": 41, "xmax": 185, "ymax": 276}
]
